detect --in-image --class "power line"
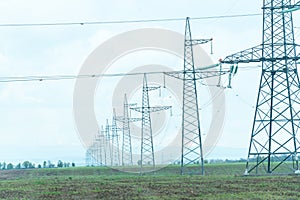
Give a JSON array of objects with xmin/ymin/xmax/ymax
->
[
  {"xmin": 0, "ymin": 71, "xmax": 167, "ymax": 83},
  {"xmin": 0, "ymin": 13, "xmax": 261, "ymax": 27},
  {"xmin": 0, "ymin": 65, "xmax": 261, "ymax": 83}
]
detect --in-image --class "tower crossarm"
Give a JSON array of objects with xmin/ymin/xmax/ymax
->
[
  {"xmin": 274, "ymin": 1, "xmax": 300, "ymax": 12},
  {"xmin": 221, "ymin": 45, "xmax": 263, "ymax": 64},
  {"xmin": 107, "ymin": 125, "xmax": 122, "ymax": 135},
  {"xmin": 128, "ymin": 118, "xmax": 141, "ymax": 122},
  {"xmin": 95, "ymin": 133, "xmax": 106, "ymax": 141},
  {"xmin": 147, "ymin": 86, "xmax": 161, "ymax": 92},
  {"xmin": 165, "ymin": 70, "xmax": 230, "ymax": 80},
  {"xmin": 196, "ymin": 70, "xmax": 230, "ymax": 80},
  {"xmin": 115, "ymin": 116, "xmax": 141, "ymax": 123},
  {"xmin": 186, "ymin": 38, "xmax": 212, "ymax": 46},
  {"xmin": 131, "ymin": 106, "xmax": 171, "ymax": 113},
  {"xmin": 222, "ymin": 44, "xmax": 300, "ymax": 64},
  {"xmin": 110, "ymin": 126, "xmax": 122, "ymax": 132}
]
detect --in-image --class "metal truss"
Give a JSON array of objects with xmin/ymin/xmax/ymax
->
[
  {"xmin": 222, "ymin": 0, "xmax": 300, "ymax": 175},
  {"xmin": 165, "ymin": 17, "xmax": 230, "ymax": 175},
  {"xmin": 131, "ymin": 74, "xmax": 171, "ymax": 174},
  {"xmin": 94, "ymin": 126, "xmax": 105, "ymax": 166},
  {"xmin": 86, "ymin": 132, "xmax": 102, "ymax": 166},
  {"xmin": 110, "ymin": 109, "xmax": 121, "ymax": 166},
  {"xmin": 116, "ymin": 94, "xmax": 141, "ymax": 166}
]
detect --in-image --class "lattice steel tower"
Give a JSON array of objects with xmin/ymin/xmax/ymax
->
[
  {"xmin": 131, "ymin": 74, "xmax": 171, "ymax": 173},
  {"xmin": 166, "ymin": 17, "xmax": 226, "ymax": 175},
  {"xmin": 104, "ymin": 119, "xmax": 113, "ymax": 166},
  {"xmin": 111, "ymin": 109, "xmax": 121, "ymax": 166},
  {"xmin": 96, "ymin": 126, "xmax": 106, "ymax": 166},
  {"xmin": 222, "ymin": 0, "xmax": 300, "ymax": 174},
  {"xmin": 116, "ymin": 94, "xmax": 140, "ymax": 166}
]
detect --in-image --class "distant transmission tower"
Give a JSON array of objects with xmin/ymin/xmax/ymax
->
[
  {"xmin": 99, "ymin": 125, "xmax": 108, "ymax": 166},
  {"xmin": 166, "ymin": 17, "xmax": 229, "ymax": 175},
  {"xmin": 86, "ymin": 140, "xmax": 99, "ymax": 166},
  {"xmin": 105, "ymin": 119, "xmax": 112, "ymax": 166},
  {"xmin": 131, "ymin": 74, "xmax": 171, "ymax": 173},
  {"xmin": 116, "ymin": 94, "xmax": 141, "ymax": 166},
  {"xmin": 85, "ymin": 147, "xmax": 92, "ymax": 166},
  {"xmin": 92, "ymin": 125, "xmax": 107, "ymax": 166},
  {"xmin": 94, "ymin": 126, "xmax": 105, "ymax": 166},
  {"xmin": 222, "ymin": 0, "xmax": 300, "ymax": 174},
  {"xmin": 111, "ymin": 109, "xmax": 121, "ymax": 166}
]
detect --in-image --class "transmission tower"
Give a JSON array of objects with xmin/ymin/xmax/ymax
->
[
  {"xmin": 94, "ymin": 127, "xmax": 105, "ymax": 166},
  {"xmin": 85, "ymin": 148, "xmax": 92, "ymax": 166},
  {"xmin": 92, "ymin": 135, "xmax": 101, "ymax": 166},
  {"xmin": 116, "ymin": 94, "xmax": 141, "ymax": 166},
  {"xmin": 221, "ymin": 0, "xmax": 300, "ymax": 174},
  {"xmin": 166, "ymin": 17, "xmax": 230, "ymax": 175},
  {"xmin": 86, "ymin": 141, "xmax": 99, "ymax": 166},
  {"xmin": 104, "ymin": 119, "xmax": 113, "ymax": 166},
  {"xmin": 92, "ymin": 125, "xmax": 107, "ymax": 166},
  {"xmin": 100, "ymin": 125, "xmax": 108, "ymax": 166},
  {"xmin": 111, "ymin": 109, "xmax": 121, "ymax": 166},
  {"xmin": 131, "ymin": 74, "xmax": 171, "ymax": 174}
]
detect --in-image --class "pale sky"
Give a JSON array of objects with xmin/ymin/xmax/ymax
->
[{"xmin": 0, "ymin": 0, "xmax": 299, "ymax": 165}]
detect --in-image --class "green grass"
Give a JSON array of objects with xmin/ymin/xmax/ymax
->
[{"xmin": 0, "ymin": 164, "xmax": 298, "ymax": 199}]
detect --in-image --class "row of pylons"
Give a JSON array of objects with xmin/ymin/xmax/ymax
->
[{"xmin": 87, "ymin": 0, "xmax": 300, "ymax": 175}]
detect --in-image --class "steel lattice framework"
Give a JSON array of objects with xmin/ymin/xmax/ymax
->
[
  {"xmin": 86, "ymin": 132, "xmax": 102, "ymax": 166},
  {"xmin": 94, "ymin": 126, "xmax": 106, "ymax": 166},
  {"xmin": 222, "ymin": 0, "xmax": 300, "ymax": 174},
  {"xmin": 116, "ymin": 94, "xmax": 141, "ymax": 166},
  {"xmin": 131, "ymin": 74, "xmax": 171, "ymax": 174},
  {"xmin": 85, "ymin": 147, "xmax": 92, "ymax": 166},
  {"xmin": 166, "ymin": 17, "xmax": 230, "ymax": 175},
  {"xmin": 100, "ymin": 126, "xmax": 108, "ymax": 166},
  {"xmin": 104, "ymin": 119, "xmax": 113, "ymax": 166},
  {"xmin": 111, "ymin": 109, "xmax": 121, "ymax": 166}
]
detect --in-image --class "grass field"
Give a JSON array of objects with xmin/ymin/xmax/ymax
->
[{"xmin": 0, "ymin": 163, "xmax": 299, "ymax": 199}]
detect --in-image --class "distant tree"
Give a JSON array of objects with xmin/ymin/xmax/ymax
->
[
  {"xmin": 47, "ymin": 160, "xmax": 55, "ymax": 168},
  {"xmin": 38, "ymin": 164, "xmax": 42, "ymax": 169},
  {"xmin": 57, "ymin": 160, "xmax": 63, "ymax": 168},
  {"xmin": 64, "ymin": 162, "xmax": 70, "ymax": 167},
  {"xmin": 71, "ymin": 163, "xmax": 75, "ymax": 167},
  {"xmin": 43, "ymin": 161, "xmax": 47, "ymax": 168},
  {"xmin": 0, "ymin": 162, "xmax": 2, "ymax": 170},
  {"xmin": 22, "ymin": 161, "xmax": 30, "ymax": 169},
  {"xmin": 29, "ymin": 163, "xmax": 35, "ymax": 169},
  {"xmin": 7, "ymin": 163, "xmax": 13, "ymax": 170},
  {"xmin": 15, "ymin": 163, "xmax": 21, "ymax": 169},
  {"xmin": 2, "ymin": 162, "xmax": 6, "ymax": 170}
]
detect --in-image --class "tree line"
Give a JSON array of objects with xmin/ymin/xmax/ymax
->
[{"xmin": 0, "ymin": 160, "xmax": 76, "ymax": 170}]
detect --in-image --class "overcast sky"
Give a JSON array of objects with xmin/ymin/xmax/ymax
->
[{"xmin": 0, "ymin": 0, "xmax": 299, "ymax": 165}]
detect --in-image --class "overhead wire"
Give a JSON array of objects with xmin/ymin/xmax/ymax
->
[
  {"xmin": 0, "ymin": 10, "xmax": 262, "ymax": 83},
  {"xmin": 229, "ymin": 88, "xmax": 256, "ymax": 109},
  {"xmin": 0, "ymin": 65, "xmax": 261, "ymax": 83},
  {"xmin": 202, "ymin": 0, "xmax": 242, "ymax": 26},
  {"xmin": 0, "ymin": 13, "xmax": 262, "ymax": 27},
  {"xmin": 0, "ymin": 71, "xmax": 166, "ymax": 83},
  {"xmin": 0, "ymin": 11, "xmax": 262, "ymax": 83}
]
